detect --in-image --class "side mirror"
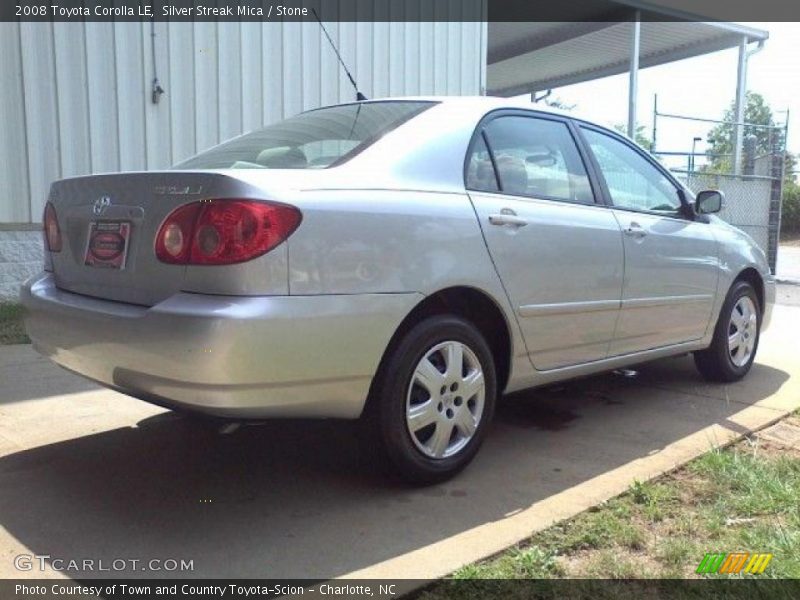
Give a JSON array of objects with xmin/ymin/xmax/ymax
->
[{"xmin": 695, "ymin": 190, "xmax": 724, "ymax": 214}]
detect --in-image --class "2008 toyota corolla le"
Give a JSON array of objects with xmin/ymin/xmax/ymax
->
[{"xmin": 22, "ymin": 97, "xmax": 775, "ymax": 482}]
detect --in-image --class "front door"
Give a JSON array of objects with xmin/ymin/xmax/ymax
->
[
  {"xmin": 467, "ymin": 113, "xmax": 625, "ymax": 370},
  {"xmin": 579, "ymin": 127, "xmax": 719, "ymax": 355}
]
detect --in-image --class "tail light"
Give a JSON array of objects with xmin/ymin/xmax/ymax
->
[
  {"xmin": 155, "ymin": 199, "xmax": 302, "ymax": 265},
  {"xmin": 44, "ymin": 202, "xmax": 62, "ymax": 252}
]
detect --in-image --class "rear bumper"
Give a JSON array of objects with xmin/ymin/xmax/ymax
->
[{"xmin": 21, "ymin": 273, "xmax": 421, "ymax": 418}]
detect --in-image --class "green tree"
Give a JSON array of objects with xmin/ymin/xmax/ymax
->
[
  {"xmin": 782, "ymin": 179, "xmax": 800, "ymax": 235},
  {"xmin": 784, "ymin": 152, "xmax": 797, "ymax": 183},
  {"xmin": 706, "ymin": 91, "xmax": 788, "ymax": 174},
  {"xmin": 613, "ymin": 123, "xmax": 652, "ymax": 150}
]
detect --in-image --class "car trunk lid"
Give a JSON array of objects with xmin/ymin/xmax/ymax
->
[{"xmin": 47, "ymin": 171, "xmax": 268, "ymax": 306}]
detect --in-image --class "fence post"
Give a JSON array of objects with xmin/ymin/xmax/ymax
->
[
  {"xmin": 743, "ymin": 134, "xmax": 756, "ymax": 176},
  {"xmin": 767, "ymin": 140, "xmax": 785, "ymax": 274}
]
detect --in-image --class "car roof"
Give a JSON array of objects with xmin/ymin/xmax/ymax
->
[
  {"xmin": 325, "ymin": 94, "xmax": 569, "ymax": 113},
  {"xmin": 312, "ymin": 95, "xmax": 617, "ymax": 138},
  {"xmin": 376, "ymin": 95, "xmax": 571, "ymax": 113}
]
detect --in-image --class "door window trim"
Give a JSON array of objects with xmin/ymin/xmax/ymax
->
[
  {"xmin": 575, "ymin": 123, "xmax": 694, "ymax": 220},
  {"xmin": 463, "ymin": 109, "xmax": 602, "ymax": 207},
  {"xmin": 480, "ymin": 129, "xmax": 502, "ymax": 191}
]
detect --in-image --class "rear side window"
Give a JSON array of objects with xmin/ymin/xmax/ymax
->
[
  {"xmin": 466, "ymin": 135, "xmax": 499, "ymax": 192},
  {"xmin": 467, "ymin": 115, "xmax": 594, "ymax": 204},
  {"xmin": 174, "ymin": 101, "xmax": 435, "ymax": 170}
]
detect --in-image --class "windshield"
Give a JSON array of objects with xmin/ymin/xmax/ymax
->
[{"xmin": 174, "ymin": 101, "xmax": 435, "ymax": 170}]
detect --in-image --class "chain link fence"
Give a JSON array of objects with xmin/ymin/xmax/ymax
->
[
  {"xmin": 677, "ymin": 170, "xmax": 779, "ymax": 269},
  {"xmin": 652, "ymin": 107, "xmax": 787, "ymax": 274}
]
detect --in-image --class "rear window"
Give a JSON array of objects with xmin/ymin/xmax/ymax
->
[{"xmin": 174, "ymin": 101, "xmax": 435, "ymax": 170}]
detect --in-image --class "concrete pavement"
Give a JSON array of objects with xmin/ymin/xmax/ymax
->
[
  {"xmin": 777, "ymin": 244, "xmax": 800, "ymax": 283},
  {"xmin": 0, "ymin": 304, "xmax": 798, "ymax": 581}
]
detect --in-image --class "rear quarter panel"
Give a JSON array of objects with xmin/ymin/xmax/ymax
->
[
  {"xmin": 287, "ymin": 189, "xmax": 533, "ymax": 387},
  {"xmin": 288, "ymin": 190, "xmax": 507, "ymax": 298}
]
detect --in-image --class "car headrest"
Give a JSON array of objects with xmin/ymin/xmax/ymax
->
[
  {"xmin": 495, "ymin": 155, "xmax": 528, "ymax": 195},
  {"xmin": 256, "ymin": 147, "xmax": 308, "ymax": 169}
]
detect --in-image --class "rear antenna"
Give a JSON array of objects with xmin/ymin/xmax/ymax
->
[{"xmin": 311, "ymin": 8, "xmax": 367, "ymax": 101}]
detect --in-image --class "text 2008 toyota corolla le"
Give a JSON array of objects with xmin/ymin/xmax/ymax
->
[{"xmin": 22, "ymin": 97, "xmax": 775, "ymax": 482}]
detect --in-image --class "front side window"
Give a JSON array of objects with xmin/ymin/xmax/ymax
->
[
  {"xmin": 467, "ymin": 115, "xmax": 594, "ymax": 204},
  {"xmin": 582, "ymin": 128, "xmax": 683, "ymax": 215},
  {"xmin": 174, "ymin": 101, "xmax": 434, "ymax": 170}
]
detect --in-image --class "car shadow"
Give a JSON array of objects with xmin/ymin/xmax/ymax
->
[{"xmin": 0, "ymin": 356, "xmax": 790, "ymax": 579}]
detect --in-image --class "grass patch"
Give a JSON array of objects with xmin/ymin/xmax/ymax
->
[
  {"xmin": 532, "ymin": 500, "xmax": 646, "ymax": 554},
  {"xmin": 419, "ymin": 418, "xmax": 800, "ymax": 592},
  {"xmin": 0, "ymin": 302, "xmax": 29, "ymax": 345},
  {"xmin": 452, "ymin": 546, "xmax": 564, "ymax": 580},
  {"xmin": 580, "ymin": 549, "xmax": 651, "ymax": 579}
]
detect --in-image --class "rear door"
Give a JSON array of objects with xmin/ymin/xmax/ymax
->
[
  {"xmin": 467, "ymin": 112, "xmax": 624, "ymax": 370},
  {"xmin": 578, "ymin": 126, "xmax": 719, "ymax": 355}
]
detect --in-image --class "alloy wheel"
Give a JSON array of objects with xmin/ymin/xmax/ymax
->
[
  {"xmin": 405, "ymin": 341, "xmax": 486, "ymax": 459},
  {"xmin": 728, "ymin": 296, "xmax": 757, "ymax": 367}
]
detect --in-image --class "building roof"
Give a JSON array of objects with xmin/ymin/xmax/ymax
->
[{"xmin": 487, "ymin": 20, "xmax": 769, "ymax": 97}]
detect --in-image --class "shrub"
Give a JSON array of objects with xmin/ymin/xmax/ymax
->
[{"xmin": 782, "ymin": 180, "xmax": 800, "ymax": 235}]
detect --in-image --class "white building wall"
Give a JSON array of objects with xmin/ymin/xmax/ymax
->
[{"xmin": 0, "ymin": 14, "xmax": 487, "ymax": 300}]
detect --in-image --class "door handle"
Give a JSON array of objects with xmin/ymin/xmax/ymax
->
[
  {"xmin": 624, "ymin": 222, "xmax": 647, "ymax": 238},
  {"xmin": 489, "ymin": 211, "xmax": 528, "ymax": 227}
]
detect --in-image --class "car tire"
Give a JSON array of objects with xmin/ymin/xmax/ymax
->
[
  {"xmin": 363, "ymin": 315, "xmax": 497, "ymax": 484},
  {"xmin": 694, "ymin": 280, "xmax": 761, "ymax": 383}
]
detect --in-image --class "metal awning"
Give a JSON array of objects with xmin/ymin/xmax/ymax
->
[{"xmin": 487, "ymin": 20, "xmax": 769, "ymax": 97}]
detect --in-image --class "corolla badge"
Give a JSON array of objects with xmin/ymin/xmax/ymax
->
[
  {"xmin": 93, "ymin": 196, "xmax": 111, "ymax": 216},
  {"xmin": 153, "ymin": 185, "xmax": 204, "ymax": 196}
]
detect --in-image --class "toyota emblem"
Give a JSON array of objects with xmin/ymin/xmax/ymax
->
[{"xmin": 93, "ymin": 196, "xmax": 111, "ymax": 216}]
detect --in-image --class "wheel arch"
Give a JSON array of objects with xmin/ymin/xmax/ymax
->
[
  {"xmin": 734, "ymin": 267, "xmax": 765, "ymax": 315},
  {"xmin": 372, "ymin": 286, "xmax": 514, "ymax": 396}
]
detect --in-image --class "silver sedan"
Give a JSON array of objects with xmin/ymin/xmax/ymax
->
[{"xmin": 22, "ymin": 97, "xmax": 776, "ymax": 482}]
